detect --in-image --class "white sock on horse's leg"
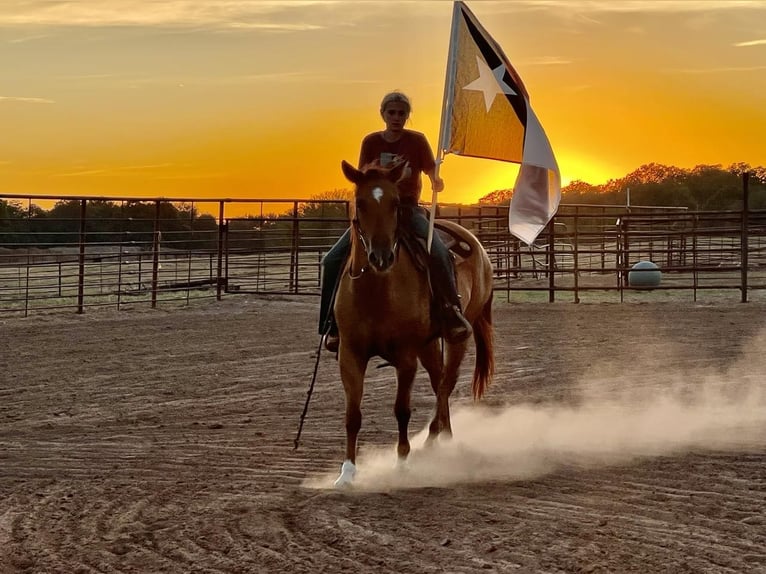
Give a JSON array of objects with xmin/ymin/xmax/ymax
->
[{"xmin": 334, "ymin": 459, "xmax": 357, "ymax": 488}]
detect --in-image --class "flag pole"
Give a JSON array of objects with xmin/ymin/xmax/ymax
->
[{"xmin": 428, "ymin": 0, "xmax": 461, "ymax": 252}]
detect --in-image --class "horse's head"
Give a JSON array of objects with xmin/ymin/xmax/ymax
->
[{"xmin": 341, "ymin": 159, "xmax": 406, "ymax": 273}]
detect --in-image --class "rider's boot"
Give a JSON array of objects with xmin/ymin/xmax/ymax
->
[
  {"xmin": 428, "ymin": 251, "xmax": 472, "ymax": 344},
  {"xmin": 441, "ymin": 302, "xmax": 472, "ymax": 344}
]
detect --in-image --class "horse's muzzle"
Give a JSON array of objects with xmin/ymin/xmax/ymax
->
[{"xmin": 367, "ymin": 246, "xmax": 395, "ymax": 272}]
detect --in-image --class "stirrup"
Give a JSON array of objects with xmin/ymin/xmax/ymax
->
[{"xmin": 324, "ymin": 333, "xmax": 339, "ymax": 353}]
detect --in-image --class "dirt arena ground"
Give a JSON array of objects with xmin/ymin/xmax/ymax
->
[{"xmin": 1, "ymin": 297, "xmax": 765, "ymax": 573}]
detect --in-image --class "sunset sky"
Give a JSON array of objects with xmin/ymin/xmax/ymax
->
[{"xmin": 1, "ymin": 0, "xmax": 765, "ymax": 206}]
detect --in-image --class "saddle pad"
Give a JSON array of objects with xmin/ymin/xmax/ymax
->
[{"xmin": 401, "ymin": 222, "xmax": 473, "ymax": 273}]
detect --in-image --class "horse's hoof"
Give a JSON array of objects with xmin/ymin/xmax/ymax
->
[
  {"xmin": 395, "ymin": 457, "xmax": 410, "ymax": 472},
  {"xmin": 333, "ymin": 460, "xmax": 357, "ymax": 488}
]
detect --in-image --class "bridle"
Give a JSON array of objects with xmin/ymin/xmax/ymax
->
[{"xmin": 350, "ymin": 208, "xmax": 400, "ymax": 279}]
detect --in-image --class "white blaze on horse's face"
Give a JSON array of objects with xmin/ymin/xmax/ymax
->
[{"xmin": 354, "ymin": 179, "xmax": 400, "ymax": 273}]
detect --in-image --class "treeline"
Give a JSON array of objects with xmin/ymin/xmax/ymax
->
[
  {"xmin": 479, "ymin": 163, "xmax": 766, "ymax": 210},
  {"xmin": 0, "ymin": 191, "xmax": 352, "ymax": 251},
  {"xmin": 0, "ymin": 200, "xmax": 220, "ymax": 249},
  {"xmin": 2, "ymin": 164, "xmax": 764, "ymax": 249}
]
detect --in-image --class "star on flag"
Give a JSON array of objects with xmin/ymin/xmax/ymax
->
[{"xmin": 462, "ymin": 56, "xmax": 517, "ymax": 112}]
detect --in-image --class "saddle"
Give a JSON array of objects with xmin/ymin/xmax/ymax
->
[{"xmin": 399, "ymin": 219, "xmax": 473, "ymax": 274}]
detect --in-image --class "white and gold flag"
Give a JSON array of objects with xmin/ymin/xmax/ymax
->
[{"xmin": 438, "ymin": 1, "xmax": 561, "ymax": 245}]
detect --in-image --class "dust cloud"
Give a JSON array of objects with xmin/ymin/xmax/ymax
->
[{"xmin": 305, "ymin": 328, "xmax": 766, "ymax": 491}]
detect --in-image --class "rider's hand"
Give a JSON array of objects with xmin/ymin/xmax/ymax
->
[{"xmin": 432, "ymin": 177, "xmax": 445, "ymax": 193}]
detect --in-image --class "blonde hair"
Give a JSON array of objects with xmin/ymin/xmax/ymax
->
[{"xmin": 379, "ymin": 91, "xmax": 411, "ymax": 115}]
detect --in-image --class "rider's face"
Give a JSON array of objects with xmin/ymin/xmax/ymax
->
[{"xmin": 382, "ymin": 102, "xmax": 409, "ymax": 132}]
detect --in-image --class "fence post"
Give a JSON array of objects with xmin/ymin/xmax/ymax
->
[
  {"xmin": 573, "ymin": 208, "xmax": 580, "ymax": 304},
  {"xmin": 290, "ymin": 201, "xmax": 299, "ymax": 293},
  {"xmin": 741, "ymin": 171, "xmax": 750, "ymax": 303},
  {"xmin": 77, "ymin": 199, "xmax": 87, "ymax": 314},
  {"xmin": 548, "ymin": 220, "xmax": 555, "ymax": 303},
  {"xmin": 692, "ymin": 215, "xmax": 699, "ymax": 302},
  {"xmin": 616, "ymin": 216, "xmax": 624, "ymax": 301},
  {"xmin": 151, "ymin": 200, "xmax": 161, "ymax": 308},
  {"xmin": 216, "ymin": 201, "xmax": 225, "ymax": 300}
]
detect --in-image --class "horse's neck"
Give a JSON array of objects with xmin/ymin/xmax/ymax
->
[{"xmin": 347, "ymin": 239, "xmax": 420, "ymax": 291}]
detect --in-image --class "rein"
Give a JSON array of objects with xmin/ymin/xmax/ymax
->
[{"xmin": 348, "ymin": 218, "xmax": 369, "ymax": 279}]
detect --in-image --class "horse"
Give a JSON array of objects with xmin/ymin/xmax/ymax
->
[{"xmin": 332, "ymin": 159, "xmax": 495, "ymax": 487}]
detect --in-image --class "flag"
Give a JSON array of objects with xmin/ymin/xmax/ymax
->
[{"xmin": 438, "ymin": 1, "xmax": 561, "ymax": 245}]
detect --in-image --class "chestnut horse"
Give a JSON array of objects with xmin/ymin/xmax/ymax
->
[{"xmin": 332, "ymin": 160, "xmax": 495, "ymax": 487}]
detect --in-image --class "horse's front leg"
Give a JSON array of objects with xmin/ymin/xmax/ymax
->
[
  {"xmin": 335, "ymin": 349, "xmax": 368, "ymax": 487},
  {"xmin": 394, "ymin": 359, "xmax": 418, "ymax": 461}
]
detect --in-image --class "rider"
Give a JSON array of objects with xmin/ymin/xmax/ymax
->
[{"xmin": 319, "ymin": 91, "xmax": 472, "ymax": 352}]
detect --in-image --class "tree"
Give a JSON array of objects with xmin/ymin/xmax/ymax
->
[{"xmin": 477, "ymin": 189, "xmax": 512, "ymax": 205}]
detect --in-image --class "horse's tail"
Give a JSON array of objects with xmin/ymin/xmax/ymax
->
[{"xmin": 471, "ymin": 295, "xmax": 494, "ymax": 400}]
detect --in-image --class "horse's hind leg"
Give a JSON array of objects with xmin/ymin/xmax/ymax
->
[
  {"xmin": 418, "ymin": 341, "xmax": 445, "ymax": 444},
  {"xmin": 436, "ymin": 340, "xmax": 468, "ymax": 438},
  {"xmin": 394, "ymin": 360, "xmax": 418, "ymax": 460}
]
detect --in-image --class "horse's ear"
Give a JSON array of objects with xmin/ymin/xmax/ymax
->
[{"xmin": 341, "ymin": 160, "xmax": 363, "ymax": 185}]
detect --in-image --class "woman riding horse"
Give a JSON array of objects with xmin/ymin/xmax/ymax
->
[{"xmin": 319, "ymin": 91, "xmax": 472, "ymax": 352}]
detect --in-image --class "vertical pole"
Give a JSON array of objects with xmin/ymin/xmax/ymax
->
[
  {"xmin": 573, "ymin": 209, "xmax": 580, "ymax": 304},
  {"xmin": 77, "ymin": 199, "xmax": 87, "ymax": 314},
  {"xmin": 291, "ymin": 201, "xmax": 299, "ymax": 293},
  {"xmin": 216, "ymin": 201, "xmax": 225, "ymax": 300},
  {"xmin": 692, "ymin": 215, "xmax": 698, "ymax": 302},
  {"xmin": 151, "ymin": 200, "xmax": 160, "ymax": 309},
  {"xmin": 117, "ymin": 244, "xmax": 123, "ymax": 309},
  {"xmin": 741, "ymin": 171, "xmax": 750, "ymax": 303},
  {"xmin": 622, "ymin": 215, "xmax": 631, "ymax": 288},
  {"xmin": 548, "ymin": 220, "xmax": 555, "ymax": 303}
]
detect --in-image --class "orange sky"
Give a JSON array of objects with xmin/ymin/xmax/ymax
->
[{"xmin": 1, "ymin": 1, "xmax": 765, "ymax": 206}]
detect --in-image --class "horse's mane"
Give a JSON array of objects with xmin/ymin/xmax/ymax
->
[{"xmin": 359, "ymin": 157, "xmax": 407, "ymax": 181}]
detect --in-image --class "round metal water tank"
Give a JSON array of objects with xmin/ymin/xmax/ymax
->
[{"xmin": 628, "ymin": 260, "xmax": 662, "ymax": 288}]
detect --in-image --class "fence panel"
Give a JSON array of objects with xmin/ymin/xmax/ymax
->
[{"xmin": 2, "ymin": 193, "xmax": 765, "ymax": 316}]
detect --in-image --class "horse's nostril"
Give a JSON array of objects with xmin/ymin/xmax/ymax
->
[{"xmin": 387, "ymin": 252, "xmax": 395, "ymax": 266}]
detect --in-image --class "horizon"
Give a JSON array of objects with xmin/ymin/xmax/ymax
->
[{"xmin": 1, "ymin": 1, "xmax": 765, "ymax": 205}]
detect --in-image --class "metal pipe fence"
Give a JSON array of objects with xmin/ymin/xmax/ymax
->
[{"xmin": 2, "ymin": 188, "xmax": 765, "ymax": 316}]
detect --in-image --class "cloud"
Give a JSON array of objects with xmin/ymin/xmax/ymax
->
[
  {"xmin": 5, "ymin": 33, "xmax": 51, "ymax": 43},
  {"xmin": 0, "ymin": 95, "xmax": 54, "ymax": 104},
  {"xmin": 522, "ymin": 56, "xmax": 573, "ymax": 66},
  {"xmin": 734, "ymin": 38, "xmax": 766, "ymax": 47},
  {"xmin": 505, "ymin": 1, "xmax": 766, "ymax": 13},
  {"xmin": 667, "ymin": 65, "xmax": 766, "ymax": 74},
  {"xmin": 2, "ymin": 1, "xmax": 763, "ymax": 30},
  {"xmin": 0, "ymin": 1, "xmax": 341, "ymax": 30},
  {"xmin": 55, "ymin": 163, "xmax": 176, "ymax": 177}
]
